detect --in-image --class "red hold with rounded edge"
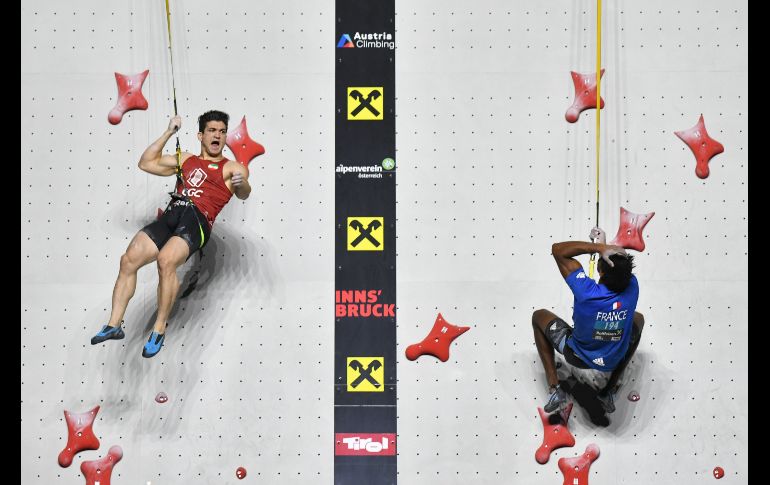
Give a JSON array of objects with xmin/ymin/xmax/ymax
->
[
  {"xmin": 675, "ymin": 114, "xmax": 724, "ymax": 179},
  {"xmin": 226, "ymin": 116, "xmax": 265, "ymax": 166},
  {"xmin": 713, "ymin": 466, "xmax": 724, "ymax": 479},
  {"xmin": 535, "ymin": 404, "xmax": 576, "ymax": 464},
  {"xmin": 405, "ymin": 313, "xmax": 470, "ymax": 362},
  {"xmin": 80, "ymin": 445, "xmax": 123, "ymax": 485},
  {"xmin": 558, "ymin": 444, "xmax": 601, "ymax": 485},
  {"xmin": 565, "ymin": 70, "xmax": 605, "ymax": 123},
  {"xmin": 108, "ymin": 70, "xmax": 149, "ymax": 125},
  {"xmin": 236, "ymin": 466, "xmax": 247, "ymax": 479},
  {"xmin": 610, "ymin": 207, "xmax": 655, "ymax": 252},
  {"xmin": 58, "ymin": 405, "xmax": 100, "ymax": 467}
]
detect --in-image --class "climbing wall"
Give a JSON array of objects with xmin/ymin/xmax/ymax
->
[
  {"xmin": 22, "ymin": 0, "xmax": 748, "ymax": 484},
  {"xmin": 21, "ymin": 0, "xmax": 334, "ymax": 483},
  {"xmin": 395, "ymin": 0, "xmax": 747, "ymax": 484}
]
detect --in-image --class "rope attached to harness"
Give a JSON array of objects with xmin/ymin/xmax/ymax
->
[
  {"xmin": 588, "ymin": 0, "xmax": 602, "ymax": 279},
  {"xmin": 162, "ymin": 0, "xmax": 205, "ymax": 248},
  {"xmin": 163, "ymin": 0, "xmax": 206, "ymax": 297}
]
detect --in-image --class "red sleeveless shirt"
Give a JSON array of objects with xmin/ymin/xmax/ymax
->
[{"xmin": 175, "ymin": 155, "xmax": 234, "ymax": 227}]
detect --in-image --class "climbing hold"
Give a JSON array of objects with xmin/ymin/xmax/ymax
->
[
  {"xmin": 713, "ymin": 466, "xmax": 725, "ymax": 479},
  {"xmin": 675, "ymin": 114, "xmax": 724, "ymax": 179},
  {"xmin": 236, "ymin": 466, "xmax": 247, "ymax": 479},
  {"xmin": 627, "ymin": 390, "xmax": 640, "ymax": 402},
  {"xmin": 535, "ymin": 403, "xmax": 576, "ymax": 464},
  {"xmin": 155, "ymin": 392, "xmax": 168, "ymax": 404},
  {"xmin": 558, "ymin": 444, "xmax": 601, "ymax": 485},
  {"xmin": 58, "ymin": 405, "xmax": 100, "ymax": 468},
  {"xmin": 405, "ymin": 313, "xmax": 470, "ymax": 362},
  {"xmin": 565, "ymin": 70, "xmax": 605, "ymax": 123},
  {"xmin": 609, "ymin": 207, "xmax": 655, "ymax": 252},
  {"xmin": 80, "ymin": 445, "xmax": 123, "ymax": 485},
  {"xmin": 108, "ymin": 70, "xmax": 149, "ymax": 125},
  {"xmin": 225, "ymin": 116, "xmax": 265, "ymax": 166}
]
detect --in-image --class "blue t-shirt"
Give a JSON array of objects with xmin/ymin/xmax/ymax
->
[{"xmin": 564, "ymin": 268, "xmax": 639, "ymax": 371}]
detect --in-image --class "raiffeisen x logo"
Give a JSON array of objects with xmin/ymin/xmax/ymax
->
[
  {"xmin": 347, "ymin": 217, "xmax": 383, "ymax": 251},
  {"xmin": 347, "ymin": 357, "xmax": 384, "ymax": 392},
  {"xmin": 347, "ymin": 87, "xmax": 383, "ymax": 120}
]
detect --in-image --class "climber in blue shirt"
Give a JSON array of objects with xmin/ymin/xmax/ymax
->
[{"xmin": 532, "ymin": 227, "xmax": 645, "ymax": 414}]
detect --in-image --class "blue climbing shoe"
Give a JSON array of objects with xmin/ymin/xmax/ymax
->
[
  {"xmin": 142, "ymin": 331, "xmax": 165, "ymax": 358},
  {"xmin": 90, "ymin": 323, "xmax": 125, "ymax": 345}
]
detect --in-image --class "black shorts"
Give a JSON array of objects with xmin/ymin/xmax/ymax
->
[
  {"xmin": 141, "ymin": 202, "xmax": 211, "ymax": 258},
  {"xmin": 545, "ymin": 317, "xmax": 592, "ymax": 369},
  {"xmin": 545, "ymin": 316, "xmax": 642, "ymax": 370}
]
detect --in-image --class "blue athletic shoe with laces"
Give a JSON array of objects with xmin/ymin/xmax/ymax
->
[
  {"xmin": 142, "ymin": 331, "xmax": 165, "ymax": 358},
  {"xmin": 90, "ymin": 322, "xmax": 125, "ymax": 345}
]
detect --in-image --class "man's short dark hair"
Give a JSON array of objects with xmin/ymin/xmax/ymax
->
[
  {"xmin": 598, "ymin": 254, "xmax": 636, "ymax": 293},
  {"xmin": 198, "ymin": 110, "xmax": 229, "ymax": 133}
]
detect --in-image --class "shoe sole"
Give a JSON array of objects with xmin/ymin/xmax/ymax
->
[{"xmin": 90, "ymin": 332, "xmax": 125, "ymax": 345}]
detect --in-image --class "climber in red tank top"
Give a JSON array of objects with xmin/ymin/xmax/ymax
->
[
  {"xmin": 90, "ymin": 110, "xmax": 253, "ymax": 358},
  {"xmin": 174, "ymin": 153, "xmax": 236, "ymax": 227}
]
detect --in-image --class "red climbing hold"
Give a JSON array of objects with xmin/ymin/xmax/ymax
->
[
  {"xmin": 675, "ymin": 114, "xmax": 724, "ymax": 179},
  {"xmin": 627, "ymin": 390, "xmax": 640, "ymax": 402},
  {"xmin": 57, "ymin": 405, "xmax": 100, "ymax": 468},
  {"xmin": 713, "ymin": 466, "xmax": 725, "ymax": 479},
  {"xmin": 236, "ymin": 466, "xmax": 247, "ymax": 479},
  {"xmin": 609, "ymin": 207, "xmax": 655, "ymax": 252},
  {"xmin": 558, "ymin": 444, "xmax": 600, "ymax": 485},
  {"xmin": 405, "ymin": 313, "xmax": 470, "ymax": 362},
  {"xmin": 565, "ymin": 70, "xmax": 606, "ymax": 123},
  {"xmin": 535, "ymin": 403, "xmax": 576, "ymax": 464},
  {"xmin": 225, "ymin": 116, "xmax": 265, "ymax": 167},
  {"xmin": 108, "ymin": 70, "xmax": 149, "ymax": 125},
  {"xmin": 155, "ymin": 392, "xmax": 168, "ymax": 404},
  {"xmin": 80, "ymin": 445, "xmax": 123, "ymax": 485}
]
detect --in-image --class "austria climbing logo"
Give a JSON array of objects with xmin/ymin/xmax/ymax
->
[
  {"xmin": 335, "ymin": 433, "xmax": 396, "ymax": 456},
  {"xmin": 335, "ymin": 290, "xmax": 395, "ymax": 318},
  {"xmin": 347, "ymin": 217, "xmax": 384, "ymax": 250},
  {"xmin": 337, "ymin": 34, "xmax": 354, "ymax": 48},
  {"xmin": 337, "ymin": 32, "xmax": 394, "ymax": 50},
  {"xmin": 346, "ymin": 357, "xmax": 384, "ymax": 392}
]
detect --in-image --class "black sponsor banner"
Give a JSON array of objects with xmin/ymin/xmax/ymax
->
[
  {"xmin": 335, "ymin": 0, "xmax": 395, "ymax": 483},
  {"xmin": 334, "ymin": 408, "xmax": 397, "ymax": 482}
]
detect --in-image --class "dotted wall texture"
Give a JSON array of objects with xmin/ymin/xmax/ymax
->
[
  {"xmin": 21, "ymin": 0, "xmax": 334, "ymax": 484},
  {"xmin": 395, "ymin": 0, "xmax": 747, "ymax": 484},
  {"xmin": 22, "ymin": 0, "xmax": 748, "ymax": 484}
]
